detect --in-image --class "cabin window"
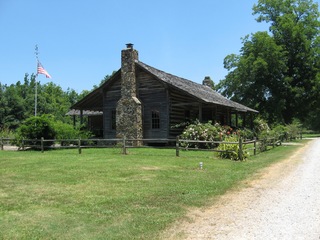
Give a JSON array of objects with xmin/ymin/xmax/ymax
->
[
  {"xmin": 111, "ymin": 110, "xmax": 116, "ymax": 130},
  {"xmin": 151, "ymin": 110, "xmax": 160, "ymax": 129}
]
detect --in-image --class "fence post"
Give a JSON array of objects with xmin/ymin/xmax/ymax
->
[
  {"xmin": 41, "ymin": 137, "xmax": 44, "ymax": 153},
  {"xmin": 238, "ymin": 137, "xmax": 243, "ymax": 161},
  {"xmin": 22, "ymin": 139, "xmax": 25, "ymax": 151},
  {"xmin": 253, "ymin": 137, "xmax": 257, "ymax": 155},
  {"xmin": 176, "ymin": 136, "xmax": 180, "ymax": 157},
  {"xmin": 1, "ymin": 137, "xmax": 3, "ymax": 150},
  {"xmin": 122, "ymin": 136, "xmax": 127, "ymax": 155},
  {"xmin": 78, "ymin": 138, "xmax": 82, "ymax": 154}
]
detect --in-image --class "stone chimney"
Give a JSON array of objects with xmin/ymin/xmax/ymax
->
[
  {"xmin": 116, "ymin": 44, "xmax": 143, "ymax": 142},
  {"xmin": 202, "ymin": 76, "xmax": 214, "ymax": 89}
]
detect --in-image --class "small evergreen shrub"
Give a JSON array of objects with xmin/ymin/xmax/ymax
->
[
  {"xmin": 271, "ymin": 124, "xmax": 288, "ymax": 141},
  {"xmin": 0, "ymin": 128, "xmax": 15, "ymax": 138},
  {"xmin": 53, "ymin": 121, "xmax": 93, "ymax": 145},
  {"xmin": 16, "ymin": 115, "xmax": 56, "ymax": 146},
  {"xmin": 216, "ymin": 136, "xmax": 249, "ymax": 161},
  {"xmin": 286, "ymin": 119, "xmax": 302, "ymax": 140},
  {"xmin": 237, "ymin": 128, "xmax": 254, "ymax": 140}
]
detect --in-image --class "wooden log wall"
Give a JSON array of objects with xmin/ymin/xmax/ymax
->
[
  {"xmin": 103, "ymin": 78, "xmax": 121, "ymax": 138},
  {"xmin": 137, "ymin": 70, "xmax": 168, "ymax": 139},
  {"xmin": 169, "ymin": 88, "xmax": 200, "ymax": 138}
]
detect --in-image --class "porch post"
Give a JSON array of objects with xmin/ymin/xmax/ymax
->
[
  {"xmin": 250, "ymin": 113, "xmax": 254, "ymax": 129},
  {"xmin": 198, "ymin": 103, "xmax": 202, "ymax": 122},
  {"xmin": 80, "ymin": 109, "xmax": 83, "ymax": 125},
  {"xmin": 243, "ymin": 113, "xmax": 246, "ymax": 128},
  {"xmin": 215, "ymin": 105, "xmax": 218, "ymax": 123},
  {"xmin": 236, "ymin": 113, "xmax": 238, "ymax": 127}
]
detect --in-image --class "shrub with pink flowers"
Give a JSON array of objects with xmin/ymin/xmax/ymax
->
[
  {"xmin": 179, "ymin": 121, "xmax": 243, "ymax": 149},
  {"xmin": 179, "ymin": 120, "xmax": 221, "ymax": 149},
  {"xmin": 179, "ymin": 120, "xmax": 250, "ymax": 160}
]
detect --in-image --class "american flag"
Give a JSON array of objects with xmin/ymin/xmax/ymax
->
[{"xmin": 37, "ymin": 61, "xmax": 52, "ymax": 78}]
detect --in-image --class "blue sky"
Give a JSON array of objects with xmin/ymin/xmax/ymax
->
[{"xmin": 0, "ymin": 0, "xmax": 271, "ymax": 93}]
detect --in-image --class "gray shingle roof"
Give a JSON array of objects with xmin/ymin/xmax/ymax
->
[
  {"xmin": 136, "ymin": 61, "xmax": 258, "ymax": 113},
  {"xmin": 66, "ymin": 109, "xmax": 103, "ymax": 116}
]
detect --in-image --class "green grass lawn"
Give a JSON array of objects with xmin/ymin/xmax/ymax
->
[{"xmin": 0, "ymin": 143, "xmax": 306, "ymax": 239}]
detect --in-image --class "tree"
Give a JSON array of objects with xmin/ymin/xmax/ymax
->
[
  {"xmin": 0, "ymin": 74, "xmax": 81, "ymax": 130},
  {"xmin": 253, "ymin": 0, "xmax": 320, "ymax": 123},
  {"xmin": 0, "ymin": 83, "xmax": 6, "ymax": 129},
  {"xmin": 36, "ymin": 82, "xmax": 72, "ymax": 122},
  {"xmin": 217, "ymin": 0, "xmax": 320, "ymax": 129},
  {"xmin": 2, "ymin": 84, "xmax": 25, "ymax": 129},
  {"xmin": 219, "ymin": 32, "xmax": 287, "ymax": 123}
]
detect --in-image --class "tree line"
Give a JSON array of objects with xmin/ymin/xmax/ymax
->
[
  {"xmin": 0, "ymin": 73, "xmax": 114, "ymax": 132},
  {"xmin": 217, "ymin": 0, "xmax": 320, "ymax": 131},
  {"xmin": 0, "ymin": 73, "xmax": 85, "ymax": 131}
]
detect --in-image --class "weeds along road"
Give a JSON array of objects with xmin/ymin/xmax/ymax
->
[{"xmin": 165, "ymin": 138, "xmax": 320, "ymax": 240}]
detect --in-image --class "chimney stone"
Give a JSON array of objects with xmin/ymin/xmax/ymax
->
[
  {"xmin": 202, "ymin": 76, "xmax": 214, "ymax": 89},
  {"xmin": 126, "ymin": 43, "xmax": 134, "ymax": 49},
  {"xmin": 116, "ymin": 44, "xmax": 143, "ymax": 143}
]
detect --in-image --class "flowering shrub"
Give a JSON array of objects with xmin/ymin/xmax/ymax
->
[
  {"xmin": 253, "ymin": 117, "xmax": 270, "ymax": 134},
  {"xmin": 220, "ymin": 125, "xmax": 234, "ymax": 139},
  {"xmin": 237, "ymin": 128, "xmax": 254, "ymax": 140},
  {"xmin": 179, "ymin": 121, "xmax": 246, "ymax": 149},
  {"xmin": 179, "ymin": 121, "xmax": 221, "ymax": 149},
  {"xmin": 179, "ymin": 121, "xmax": 250, "ymax": 160}
]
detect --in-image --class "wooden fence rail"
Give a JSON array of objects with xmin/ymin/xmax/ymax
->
[
  {"xmin": 174, "ymin": 137, "xmax": 257, "ymax": 160},
  {"xmin": 1, "ymin": 136, "xmax": 280, "ymax": 159}
]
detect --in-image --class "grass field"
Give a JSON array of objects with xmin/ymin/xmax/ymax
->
[{"xmin": 0, "ymin": 143, "xmax": 306, "ymax": 239}]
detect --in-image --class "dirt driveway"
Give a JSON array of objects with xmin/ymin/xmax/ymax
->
[{"xmin": 164, "ymin": 138, "xmax": 320, "ymax": 240}]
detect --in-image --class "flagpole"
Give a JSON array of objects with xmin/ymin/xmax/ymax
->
[
  {"xmin": 35, "ymin": 45, "xmax": 39, "ymax": 116},
  {"xmin": 34, "ymin": 45, "xmax": 52, "ymax": 116},
  {"xmin": 35, "ymin": 76, "xmax": 38, "ymax": 116}
]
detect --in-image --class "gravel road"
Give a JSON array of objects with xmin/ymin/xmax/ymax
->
[{"xmin": 164, "ymin": 138, "xmax": 320, "ymax": 240}]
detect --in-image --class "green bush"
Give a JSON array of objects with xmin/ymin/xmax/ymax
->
[
  {"xmin": 53, "ymin": 121, "xmax": 93, "ymax": 145},
  {"xmin": 15, "ymin": 115, "xmax": 93, "ymax": 147},
  {"xmin": 286, "ymin": 119, "xmax": 302, "ymax": 140},
  {"xmin": 216, "ymin": 136, "xmax": 249, "ymax": 161},
  {"xmin": 271, "ymin": 124, "xmax": 288, "ymax": 141},
  {"xmin": 237, "ymin": 128, "xmax": 254, "ymax": 140},
  {"xmin": 0, "ymin": 128, "xmax": 15, "ymax": 138},
  {"xmin": 53, "ymin": 121, "xmax": 78, "ymax": 139},
  {"xmin": 53, "ymin": 121, "xmax": 79, "ymax": 146},
  {"xmin": 16, "ymin": 115, "xmax": 56, "ymax": 146}
]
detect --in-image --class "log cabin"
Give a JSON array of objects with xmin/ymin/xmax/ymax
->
[{"xmin": 69, "ymin": 44, "xmax": 257, "ymax": 141}]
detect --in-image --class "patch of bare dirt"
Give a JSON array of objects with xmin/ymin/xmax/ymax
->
[{"xmin": 1, "ymin": 145, "xmax": 19, "ymax": 151}]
